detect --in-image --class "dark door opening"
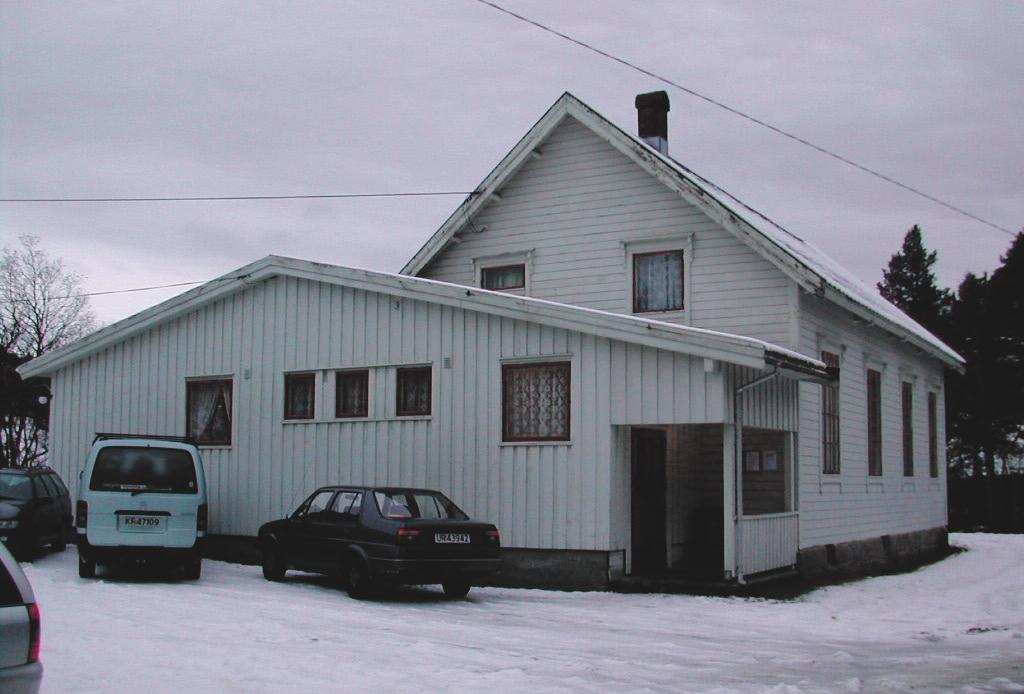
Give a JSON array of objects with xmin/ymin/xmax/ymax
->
[{"xmin": 631, "ymin": 427, "xmax": 667, "ymax": 572}]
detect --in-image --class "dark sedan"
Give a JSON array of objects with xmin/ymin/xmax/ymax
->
[{"xmin": 257, "ymin": 487, "xmax": 501, "ymax": 599}]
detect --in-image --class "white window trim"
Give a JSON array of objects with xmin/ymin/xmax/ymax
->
[
  {"xmin": 282, "ymin": 370, "xmax": 318, "ymax": 422},
  {"xmin": 622, "ymin": 235, "xmax": 693, "ymax": 323},
  {"xmin": 473, "ymin": 250, "xmax": 534, "ymax": 296},
  {"xmin": 499, "ymin": 354, "xmax": 575, "ymax": 446},
  {"xmin": 185, "ymin": 373, "xmax": 236, "ymax": 447}
]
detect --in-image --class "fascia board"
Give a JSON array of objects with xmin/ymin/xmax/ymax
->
[{"xmin": 16, "ymin": 258, "xmax": 276, "ymax": 379}]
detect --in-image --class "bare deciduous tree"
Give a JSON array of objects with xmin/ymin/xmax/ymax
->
[{"xmin": 1, "ymin": 235, "xmax": 96, "ymax": 467}]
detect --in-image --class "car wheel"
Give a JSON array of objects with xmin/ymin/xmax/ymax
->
[
  {"xmin": 78, "ymin": 550, "xmax": 96, "ymax": 579},
  {"xmin": 184, "ymin": 557, "xmax": 202, "ymax": 580},
  {"xmin": 346, "ymin": 561, "xmax": 373, "ymax": 599},
  {"xmin": 261, "ymin": 549, "xmax": 286, "ymax": 582},
  {"xmin": 442, "ymin": 581, "xmax": 472, "ymax": 599}
]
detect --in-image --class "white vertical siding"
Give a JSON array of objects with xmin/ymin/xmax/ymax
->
[
  {"xmin": 47, "ymin": 275, "xmax": 728, "ymax": 553},
  {"xmin": 417, "ymin": 116, "xmax": 796, "ymax": 348},
  {"xmin": 796, "ymin": 293, "xmax": 947, "ymax": 548}
]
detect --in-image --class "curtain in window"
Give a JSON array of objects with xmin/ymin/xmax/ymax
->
[
  {"xmin": 482, "ymin": 265, "xmax": 525, "ymax": 290},
  {"xmin": 336, "ymin": 371, "xmax": 368, "ymax": 417},
  {"xmin": 188, "ymin": 380, "xmax": 232, "ymax": 444},
  {"xmin": 397, "ymin": 368, "xmax": 431, "ymax": 415},
  {"xmin": 503, "ymin": 363, "xmax": 570, "ymax": 440},
  {"xmin": 634, "ymin": 251, "xmax": 683, "ymax": 312},
  {"xmin": 285, "ymin": 374, "xmax": 314, "ymax": 419}
]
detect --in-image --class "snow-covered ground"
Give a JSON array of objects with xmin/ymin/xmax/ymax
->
[{"xmin": 21, "ymin": 533, "xmax": 1024, "ymax": 693}]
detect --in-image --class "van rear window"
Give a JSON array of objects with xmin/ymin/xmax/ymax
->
[{"xmin": 90, "ymin": 447, "xmax": 198, "ymax": 494}]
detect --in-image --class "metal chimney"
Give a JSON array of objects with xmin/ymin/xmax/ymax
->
[{"xmin": 635, "ymin": 90, "xmax": 670, "ymax": 155}]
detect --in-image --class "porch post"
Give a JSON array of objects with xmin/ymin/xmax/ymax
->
[{"xmin": 722, "ymin": 422, "xmax": 737, "ymax": 579}]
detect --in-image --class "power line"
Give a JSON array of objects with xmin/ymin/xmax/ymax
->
[
  {"xmin": 10, "ymin": 277, "xmax": 236, "ymax": 303},
  {"xmin": 472, "ymin": 0, "xmax": 1016, "ymax": 239},
  {"xmin": 0, "ymin": 191, "xmax": 475, "ymax": 203}
]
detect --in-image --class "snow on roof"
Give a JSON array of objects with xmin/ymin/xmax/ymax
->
[{"xmin": 17, "ymin": 255, "xmax": 827, "ymax": 380}]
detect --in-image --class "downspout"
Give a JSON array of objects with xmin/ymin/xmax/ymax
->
[{"xmin": 732, "ymin": 367, "xmax": 781, "ymax": 585}]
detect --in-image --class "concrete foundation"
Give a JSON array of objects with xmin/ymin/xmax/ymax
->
[{"xmin": 797, "ymin": 526, "xmax": 948, "ymax": 579}]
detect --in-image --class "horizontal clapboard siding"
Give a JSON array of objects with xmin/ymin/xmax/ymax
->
[
  {"xmin": 796, "ymin": 293, "xmax": 947, "ymax": 548},
  {"xmin": 418, "ymin": 116, "xmax": 795, "ymax": 348},
  {"xmin": 47, "ymin": 274, "xmax": 730, "ymax": 552}
]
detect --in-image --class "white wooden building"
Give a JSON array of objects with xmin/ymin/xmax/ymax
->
[{"xmin": 20, "ymin": 92, "xmax": 962, "ymax": 587}]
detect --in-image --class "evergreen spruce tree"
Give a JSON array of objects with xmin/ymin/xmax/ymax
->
[{"xmin": 878, "ymin": 225, "xmax": 953, "ymax": 339}]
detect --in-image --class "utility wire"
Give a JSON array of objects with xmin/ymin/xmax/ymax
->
[
  {"xmin": 472, "ymin": 0, "xmax": 1016, "ymax": 239},
  {"xmin": 0, "ymin": 191, "xmax": 475, "ymax": 203},
  {"xmin": 10, "ymin": 277, "xmax": 237, "ymax": 303}
]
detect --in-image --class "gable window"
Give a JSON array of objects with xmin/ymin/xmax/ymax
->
[
  {"xmin": 336, "ymin": 370, "xmax": 369, "ymax": 418},
  {"xmin": 867, "ymin": 369, "xmax": 882, "ymax": 476},
  {"xmin": 633, "ymin": 250, "xmax": 684, "ymax": 313},
  {"xmin": 284, "ymin": 372, "xmax": 315, "ymax": 420},
  {"xmin": 502, "ymin": 362, "xmax": 570, "ymax": 442},
  {"xmin": 928, "ymin": 391, "xmax": 939, "ymax": 478},
  {"xmin": 902, "ymin": 381, "xmax": 914, "ymax": 476},
  {"xmin": 396, "ymin": 366, "xmax": 431, "ymax": 416},
  {"xmin": 821, "ymin": 351, "xmax": 840, "ymax": 474},
  {"xmin": 187, "ymin": 379, "xmax": 232, "ymax": 446},
  {"xmin": 481, "ymin": 264, "xmax": 526, "ymax": 291}
]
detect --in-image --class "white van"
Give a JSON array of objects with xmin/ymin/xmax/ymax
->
[{"xmin": 76, "ymin": 434, "xmax": 207, "ymax": 579}]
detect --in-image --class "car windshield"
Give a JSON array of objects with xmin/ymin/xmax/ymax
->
[
  {"xmin": 0, "ymin": 473, "xmax": 33, "ymax": 501},
  {"xmin": 374, "ymin": 491, "xmax": 468, "ymax": 520},
  {"xmin": 90, "ymin": 446, "xmax": 198, "ymax": 494}
]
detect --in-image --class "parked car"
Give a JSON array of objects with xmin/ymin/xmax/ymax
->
[
  {"xmin": 0, "ymin": 466, "xmax": 72, "ymax": 559},
  {"xmin": 258, "ymin": 487, "xmax": 501, "ymax": 598},
  {"xmin": 0, "ymin": 541, "xmax": 42, "ymax": 693},
  {"xmin": 76, "ymin": 433, "xmax": 208, "ymax": 580}
]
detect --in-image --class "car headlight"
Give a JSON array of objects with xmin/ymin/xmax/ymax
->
[{"xmin": 0, "ymin": 520, "xmax": 19, "ymax": 529}]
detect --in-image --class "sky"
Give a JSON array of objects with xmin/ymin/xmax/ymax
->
[{"xmin": 1, "ymin": 0, "xmax": 1021, "ymax": 325}]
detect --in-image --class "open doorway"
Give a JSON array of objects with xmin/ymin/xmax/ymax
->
[{"xmin": 630, "ymin": 427, "xmax": 667, "ymax": 572}]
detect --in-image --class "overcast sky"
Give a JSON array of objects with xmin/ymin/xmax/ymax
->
[{"xmin": 2, "ymin": 1, "xmax": 1021, "ymax": 325}]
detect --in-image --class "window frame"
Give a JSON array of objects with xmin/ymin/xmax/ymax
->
[
  {"xmin": 928, "ymin": 391, "xmax": 939, "ymax": 478},
  {"xmin": 186, "ymin": 377, "xmax": 233, "ymax": 446},
  {"xmin": 632, "ymin": 249, "xmax": 685, "ymax": 314},
  {"xmin": 866, "ymin": 368, "xmax": 883, "ymax": 477},
  {"xmin": 395, "ymin": 366, "xmax": 432, "ymax": 417},
  {"xmin": 473, "ymin": 251, "xmax": 532, "ymax": 295},
  {"xmin": 335, "ymin": 369, "xmax": 370, "ymax": 419},
  {"xmin": 481, "ymin": 263, "xmax": 527, "ymax": 292},
  {"xmin": 283, "ymin": 372, "xmax": 316, "ymax": 421},
  {"xmin": 820, "ymin": 351, "xmax": 841, "ymax": 475},
  {"xmin": 501, "ymin": 360, "xmax": 572, "ymax": 443},
  {"xmin": 902, "ymin": 381, "xmax": 914, "ymax": 477}
]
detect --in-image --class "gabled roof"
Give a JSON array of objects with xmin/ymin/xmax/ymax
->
[
  {"xmin": 400, "ymin": 92, "xmax": 964, "ymax": 370},
  {"xmin": 17, "ymin": 255, "xmax": 827, "ymax": 382}
]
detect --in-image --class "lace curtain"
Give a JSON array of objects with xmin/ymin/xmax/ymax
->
[
  {"xmin": 503, "ymin": 363, "xmax": 570, "ymax": 440},
  {"xmin": 188, "ymin": 380, "xmax": 232, "ymax": 445}
]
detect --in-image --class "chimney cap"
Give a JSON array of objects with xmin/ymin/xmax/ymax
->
[{"xmin": 635, "ymin": 90, "xmax": 670, "ymax": 111}]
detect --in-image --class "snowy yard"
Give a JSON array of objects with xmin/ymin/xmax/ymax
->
[{"xmin": 21, "ymin": 533, "xmax": 1024, "ymax": 693}]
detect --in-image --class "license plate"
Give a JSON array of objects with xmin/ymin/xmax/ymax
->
[
  {"xmin": 434, "ymin": 533, "xmax": 470, "ymax": 544},
  {"xmin": 119, "ymin": 515, "xmax": 164, "ymax": 532}
]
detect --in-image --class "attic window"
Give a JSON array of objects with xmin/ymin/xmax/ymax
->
[
  {"xmin": 481, "ymin": 264, "xmax": 526, "ymax": 291},
  {"xmin": 633, "ymin": 250, "xmax": 684, "ymax": 312}
]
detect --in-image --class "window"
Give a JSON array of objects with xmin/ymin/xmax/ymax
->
[
  {"xmin": 633, "ymin": 250, "xmax": 684, "ymax": 312},
  {"xmin": 187, "ymin": 379, "xmax": 232, "ymax": 445},
  {"xmin": 867, "ymin": 369, "xmax": 882, "ymax": 476},
  {"xmin": 821, "ymin": 351, "xmax": 840, "ymax": 474},
  {"xmin": 284, "ymin": 372, "xmax": 315, "ymax": 420},
  {"xmin": 295, "ymin": 489, "xmax": 335, "ymax": 520},
  {"xmin": 902, "ymin": 381, "xmax": 914, "ymax": 476},
  {"xmin": 928, "ymin": 391, "xmax": 939, "ymax": 478},
  {"xmin": 481, "ymin": 264, "xmax": 526, "ymax": 291},
  {"xmin": 330, "ymin": 491, "xmax": 363, "ymax": 516},
  {"xmin": 502, "ymin": 362, "xmax": 571, "ymax": 442},
  {"xmin": 335, "ymin": 370, "xmax": 369, "ymax": 418},
  {"xmin": 90, "ymin": 447, "xmax": 198, "ymax": 494},
  {"xmin": 396, "ymin": 366, "xmax": 431, "ymax": 416}
]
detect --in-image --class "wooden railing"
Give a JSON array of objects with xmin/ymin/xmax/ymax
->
[{"xmin": 738, "ymin": 511, "xmax": 799, "ymax": 576}]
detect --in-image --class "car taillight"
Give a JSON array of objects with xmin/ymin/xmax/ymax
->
[
  {"xmin": 76, "ymin": 500, "xmax": 88, "ymax": 529},
  {"xmin": 397, "ymin": 528, "xmax": 420, "ymax": 543},
  {"xmin": 26, "ymin": 603, "xmax": 40, "ymax": 663},
  {"xmin": 197, "ymin": 504, "xmax": 208, "ymax": 532},
  {"xmin": 485, "ymin": 529, "xmax": 501, "ymax": 545}
]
